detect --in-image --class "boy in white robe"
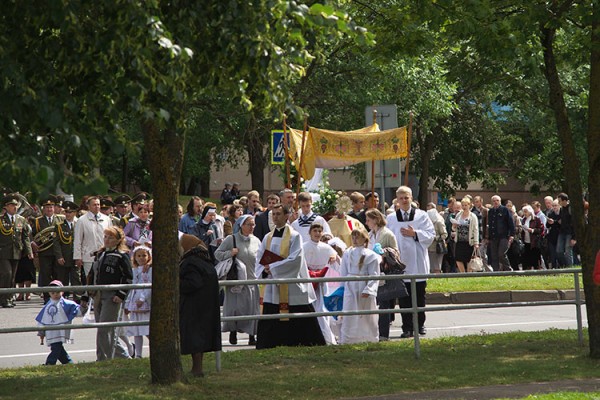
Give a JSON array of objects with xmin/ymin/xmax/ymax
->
[
  {"xmin": 291, "ymin": 191, "xmax": 331, "ymax": 245},
  {"xmin": 386, "ymin": 186, "xmax": 435, "ymax": 338},
  {"xmin": 340, "ymin": 228, "xmax": 381, "ymax": 344},
  {"xmin": 303, "ymin": 223, "xmax": 338, "ymax": 344}
]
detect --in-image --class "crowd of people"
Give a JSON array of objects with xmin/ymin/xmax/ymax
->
[
  {"xmin": 430, "ymin": 193, "xmax": 585, "ymax": 274},
  {"xmin": 0, "ymin": 185, "xmax": 587, "ymax": 370}
]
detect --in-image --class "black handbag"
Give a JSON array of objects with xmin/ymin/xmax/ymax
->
[
  {"xmin": 377, "ymin": 247, "xmax": 408, "ymax": 301},
  {"xmin": 436, "ymin": 237, "xmax": 448, "ymax": 254},
  {"xmin": 226, "ymin": 235, "xmax": 239, "ymax": 281},
  {"xmin": 377, "ymin": 278, "xmax": 408, "ymax": 301}
]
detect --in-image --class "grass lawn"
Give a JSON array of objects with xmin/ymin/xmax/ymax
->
[
  {"xmin": 1, "ymin": 330, "xmax": 598, "ymax": 400},
  {"xmin": 428, "ymin": 273, "xmax": 582, "ymax": 293}
]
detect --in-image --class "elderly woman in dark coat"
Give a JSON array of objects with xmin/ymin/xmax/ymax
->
[{"xmin": 179, "ymin": 234, "xmax": 222, "ymax": 377}]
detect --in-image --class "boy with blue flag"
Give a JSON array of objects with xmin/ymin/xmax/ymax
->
[{"xmin": 36, "ymin": 280, "xmax": 86, "ymax": 365}]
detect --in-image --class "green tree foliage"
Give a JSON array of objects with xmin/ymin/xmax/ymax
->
[
  {"xmin": 0, "ymin": 0, "xmax": 373, "ymax": 384},
  {"xmin": 372, "ymin": 0, "xmax": 600, "ymax": 359}
]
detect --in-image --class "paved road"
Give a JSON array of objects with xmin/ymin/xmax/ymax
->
[{"xmin": 0, "ymin": 297, "xmax": 587, "ymax": 368}]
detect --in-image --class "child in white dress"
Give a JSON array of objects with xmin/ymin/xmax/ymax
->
[
  {"xmin": 340, "ymin": 228, "xmax": 381, "ymax": 344},
  {"xmin": 125, "ymin": 246, "xmax": 152, "ymax": 358},
  {"xmin": 303, "ymin": 223, "xmax": 338, "ymax": 344}
]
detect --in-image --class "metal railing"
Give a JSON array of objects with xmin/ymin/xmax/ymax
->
[{"xmin": 0, "ymin": 268, "xmax": 585, "ymax": 362}]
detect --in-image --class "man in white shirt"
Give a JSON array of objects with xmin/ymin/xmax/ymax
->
[
  {"xmin": 73, "ymin": 196, "xmax": 112, "ymax": 278},
  {"xmin": 386, "ymin": 186, "xmax": 435, "ymax": 338}
]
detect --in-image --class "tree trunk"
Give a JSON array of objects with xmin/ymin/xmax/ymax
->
[
  {"xmin": 199, "ymin": 174, "xmax": 210, "ymax": 198},
  {"xmin": 245, "ymin": 133, "xmax": 267, "ymax": 197},
  {"xmin": 584, "ymin": 4, "xmax": 600, "ymax": 358},
  {"xmin": 417, "ymin": 124, "xmax": 436, "ymax": 209},
  {"xmin": 142, "ymin": 119, "xmax": 185, "ymax": 383},
  {"xmin": 121, "ymin": 151, "xmax": 128, "ymax": 193},
  {"xmin": 540, "ymin": 24, "xmax": 599, "ymax": 357}
]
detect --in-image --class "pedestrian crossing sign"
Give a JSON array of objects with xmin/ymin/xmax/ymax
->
[{"xmin": 271, "ymin": 130, "xmax": 286, "ymax": 165}]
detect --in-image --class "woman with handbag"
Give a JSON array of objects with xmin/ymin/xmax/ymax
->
[
  {"xmin": 365, "ymin": 209, "xmax": 398, "ymax": 341},
  {"xmin": 214, "ymin": 215, "xmax": 261, "ymax": 346},
  {"xmin": 451, "ymin": 198, "xmax": 479, "ymax": 273},
  {"xmin": 520, "ymin": 205, "xmax": 544, "ymax": 270},
  {"xmin": 427, "ymin": 207, "xmax": 448, "ymax": 274}
]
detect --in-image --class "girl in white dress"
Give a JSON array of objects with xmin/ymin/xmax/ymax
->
[
  {"xmin": 125, "ymin": 246, "xmax": 152, "ymax": 358},
  {"xmin": 303, "ymin": 223, "xmax": 338, "ymax": 344},
  {"xmin": 340, "ymin": 228, "xmax": 381, "ymax": 344}
]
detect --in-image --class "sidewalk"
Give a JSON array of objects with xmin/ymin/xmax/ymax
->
[{"xmin": 349, "ymin": 378, "xmax": 600, "ymax": 399}]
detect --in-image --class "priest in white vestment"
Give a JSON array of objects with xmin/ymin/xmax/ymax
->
[{"xmin": 255, "ymin": 204, "xmax": 326, "ymax": 349}]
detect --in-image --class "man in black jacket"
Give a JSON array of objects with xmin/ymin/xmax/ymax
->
[
  {"xmin": 556, "ymin": 193, "xmax": 576, "ymax": 266},
  {"xmin": 486, "ymin": 195, "xmax": 515, "ymax": 271},
  {"xmin": 254, "ymin": 194, "xmax": 280, "ymax": 241}
]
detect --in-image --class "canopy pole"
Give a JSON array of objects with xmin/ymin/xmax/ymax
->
[
  {"xmin": 370, "ymin": 109, "xmax": 377, "ymax": 208},
  {"xmin": 283, "ymin": 114, "xmax": 291, "ymax": 189},
  {"xmin": 296, "ymin": 116, "xmax": 309, "ymax": 206},
  {"xmin": 404, "ymin": 112, "xmax": 413, "ymax": 186}
]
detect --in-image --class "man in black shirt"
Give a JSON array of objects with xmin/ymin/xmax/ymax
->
[
  {"xmin": 556, "ymin": 193, "xmax": 576, "ymax": 266},
  {"xmin": 486, "ymin": 195, "xmax": 515, "ymax": 271}
]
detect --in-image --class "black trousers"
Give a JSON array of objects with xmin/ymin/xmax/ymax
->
[
  {"xmin": 398, "ymin": 280, "xmax": 427, "ymax": 332},
  {"xmin": 256, "ymin": 303, "xmax": 326, "ymax": 349}
]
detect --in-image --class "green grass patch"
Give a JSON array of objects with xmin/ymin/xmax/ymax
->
[
  {"xmin": 1, "ymin": 330, "xmax": 598, "ymax": 400},
  {"xmin": 512, "ymin": 394, "xmax": 600, "ymax": 400},
  {"xmin": 428, "ymin": 273, "xmax": 582, "ymax": 293}
]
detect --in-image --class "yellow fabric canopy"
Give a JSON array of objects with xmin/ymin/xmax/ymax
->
[{"xmin": 288, "ymin": 123, "xmax": 408, "ymax": 180}]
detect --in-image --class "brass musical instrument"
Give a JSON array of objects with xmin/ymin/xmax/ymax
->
[
  {"xmin": 14, "ymin": 193, "xmax": 40, "ymax": 219},
  {"xmin": 33, "ymin": 226, "xmax": 56, "ymax": 252}
]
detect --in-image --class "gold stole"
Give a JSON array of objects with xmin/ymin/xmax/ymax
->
[{"xmin": 261, "ymin": 225, "xmax": 292, "ymax": 320}]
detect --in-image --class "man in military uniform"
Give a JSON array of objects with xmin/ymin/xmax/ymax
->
[
  {"xmin": 53, "ymin": 201, "xmax": 80, "ymax": 300},
  {"xmin": 100, "ymin": 197, "xmax": 121, "ymax": 226},
  {"xmin": 113, "ymin": 194, "xmax": 132, "ymax": 227},
  {"xmin": 131, "ymin": 192, "xmax": 149, "ymax": 217},
  {"xmin": 32, "ymin": 195, "xmax": 62, "ymax": 303},
  {"xmin": 54, "ymin": 194, "xmax": 65, "ymax": 217},
  {"xmin": 119, "ymin": 192, "xmax": 145, "ymax": 227},
  {"xmin": 0, "ymin": 194, "xmax": 33, "ymax": 308}
]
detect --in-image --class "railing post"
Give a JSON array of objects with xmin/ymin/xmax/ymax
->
[
  {"xmin": 410, "ymin": 278, "xmax": 421, "ymax": 359},
  {"xmin": 574, "ymin": 270, "xmax": 584, "ymax": 346}
]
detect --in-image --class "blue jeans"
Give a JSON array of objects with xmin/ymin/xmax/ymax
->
[
  {"xmin": 556, "ymin": 233, "xmax": 573, "ymax": 267},
  {"xmin": 46, "ymin": 342, "xmax": 72, "ymax": 365}
]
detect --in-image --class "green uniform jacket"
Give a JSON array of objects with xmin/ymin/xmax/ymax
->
[
  {"xmin": 53, "ymin": 219, "xmax": 75, "ymax": 266},
  {"xmin": 0, "ymin": 213, "xmax": 33, "ymax": 260}
]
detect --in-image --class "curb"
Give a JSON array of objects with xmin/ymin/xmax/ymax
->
[{"xmin": 427, "ymin": 290, "xmax": 585, "ymax": 304}]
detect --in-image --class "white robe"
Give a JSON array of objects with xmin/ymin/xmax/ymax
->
[
  {"xmin": 386, "ymin": 209, "xmax": 435, "ymax": 282},
  {"xmin": 304, "ymin": 240, "xmax": 338, "ymax": 345},
  {"xmin": 340, "ymin": 246, "xmax": 380, "ymax": 344},
  {"xmin": 256, "ymin": 226, "xmax": 316, "ymax": 305}
]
